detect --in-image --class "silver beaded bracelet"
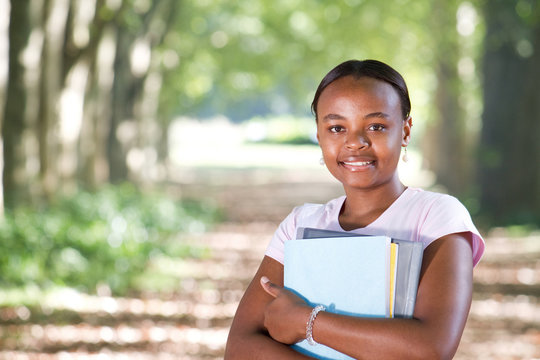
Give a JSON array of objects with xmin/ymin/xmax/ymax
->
[{"xmin": 306, "ymin": 304, "xmax": 325, "ymax": 346}]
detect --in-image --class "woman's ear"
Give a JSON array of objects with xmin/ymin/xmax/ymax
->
[{"xmin": 402, "ymin": 116, "xmax": 412, "ymax": 146}]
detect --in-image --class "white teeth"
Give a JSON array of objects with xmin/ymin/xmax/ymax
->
[{"xmin": 344, "ymin": 161, "xmax": 373, "ymax": 166}]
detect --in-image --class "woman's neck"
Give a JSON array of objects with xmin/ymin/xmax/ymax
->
[{"xmin": 339, "ymin": 180, "xmax": 406, "ymax": 230}]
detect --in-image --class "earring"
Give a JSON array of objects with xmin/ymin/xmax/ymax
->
[
  {"xmin": 319, "ymin": 156, "xmax": 325, "ymax": 166},
  {"xmin": 402, "ymin": 147, "xmax": 409, "ymax": 163}
]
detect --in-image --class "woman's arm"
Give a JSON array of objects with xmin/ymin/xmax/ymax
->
[
  {"xmin": 224, "ymin": 255, "xmax": 315, "ymax": 359},
  {"xmin": 260, "ymin": 233, "xmax": 474, "ymax": 360}
]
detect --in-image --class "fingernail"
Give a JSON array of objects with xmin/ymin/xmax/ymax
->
[{"xmin": 261, "ymin": 276, "xmax": 270, "ymax": 284}]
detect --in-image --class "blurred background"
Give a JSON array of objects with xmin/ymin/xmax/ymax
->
[{"xmin": 0, "ymin": 0, "xmax": 539, "ymax": 359}]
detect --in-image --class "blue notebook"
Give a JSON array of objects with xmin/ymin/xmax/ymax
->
[
  {"xmin": 284, "ymin": 235, "xmax": 392, "ymax": 360},
  {"xmin": 298, "ymin": 227, "xmax": 423, "ymax": 319}
]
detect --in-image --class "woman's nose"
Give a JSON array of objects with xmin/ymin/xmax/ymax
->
[{"xmin": 345, "ymin": 130, "xmax": 369, "ymax": 149}]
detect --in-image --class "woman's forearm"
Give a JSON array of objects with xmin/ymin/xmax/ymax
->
[
  {"xmin": 312, "ymin": 314, "xmax": 455, "ymax": 360},
  {"xmin": 225, "ymin": 257, "xmax": 310, "ymax": 359}
]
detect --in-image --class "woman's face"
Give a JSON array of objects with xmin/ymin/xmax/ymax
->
[{"xmin": 316, "ymin": 75, "xmax": 411, "ymax": 192}]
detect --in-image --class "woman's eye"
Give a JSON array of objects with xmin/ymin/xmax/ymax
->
[
  {"xmin": 329, "ymin": 126, "xmax": 344, "ymax": 133},
  {"xmin": 369, "ymin": 124, "xmax": 385, "ymax": 131}
]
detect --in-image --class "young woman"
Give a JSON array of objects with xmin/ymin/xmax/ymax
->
[{"xmin": 225, "ymin": 59, "xmax": 485, "ymax": 360}]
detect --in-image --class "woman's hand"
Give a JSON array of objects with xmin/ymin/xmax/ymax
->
[{"xmin": 260, "ymin": 276, "xmax": 312, "ymax": 345}]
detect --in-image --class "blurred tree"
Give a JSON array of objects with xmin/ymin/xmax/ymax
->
[
  {"xmin": 37, "ymin": 0, "xmax": 70, "ymax": 200},
  {"xmin": 2, "ymin": 0, "xmax": 31, "ymax": 209},
  {"xmin": 422, "ymin": 0, "xmax": 469, "ymax": 195},
  {"xmin": 65, "ymin": 0, "xmax": 115, "ymax": 189},
  {"xmin": 109, "ymin": 0, "xmax": 162, "ymax": 182},
  {"xmin": 479, "ymin": 0, "xmax": 540, "ymax": 224},
  {"xmin": 1, "ymin": 0, "xmax": 178, "ymax": 208}
]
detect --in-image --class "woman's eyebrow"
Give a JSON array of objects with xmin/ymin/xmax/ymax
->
[
  {"xmin": 364, "ymin": 112, "xmax": 390, "ymax": 119},
  {"xmin": 321, "ymin": 112, "xmax": 390, "ymax": 122},
  {"xmin": 321, "ymin": 113, "xmax": 346, "ymax": 122}
]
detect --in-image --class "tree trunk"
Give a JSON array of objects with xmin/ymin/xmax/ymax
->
[
  {"xmin": 32, "ymin": 0, "xmax": 71, "ymax": 200},
  {"xmin": 422, "ymin": 0, "xmax": 469, "ymax": 196},
  {"xmin": 135, "ymin": 0, "xmax": 178, "ymax": 184},
  {"xmin": 81, "ymin": 25, "xmax": 117, "ymax": 189},
  {"xmin": 37, "ymin": 0, "xmax": 53, "ymax": 199},
  {"xmin": 60, "ymin": 0, "xmax": 110, "ymax": 189},
  {"xmin": 106, "ymin": 1, "xmax": 169, "ymax": 184},
  {"xmin": 479, "ymin": 0, "xmax": 540, "ymax": 225},
  {"xmin": 107, "ymin": 28, "xmax": 134, "ymax": 183},
  {"xmin": 2, "ymin": 0, "xmax": 31, "ymax": 208},
  {"xmin": 77, "ymin": 32, "xmax": 110, "ymax": 190}
]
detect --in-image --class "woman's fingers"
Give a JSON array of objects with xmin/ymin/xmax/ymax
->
[{"xmin": 260, "ymin": 276, "xmax": 281, "ymax": 298}]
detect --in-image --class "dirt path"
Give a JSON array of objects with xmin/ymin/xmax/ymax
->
[{"xmin": 1, "ymin": 168, "xmax": 539, "ymax": 359}]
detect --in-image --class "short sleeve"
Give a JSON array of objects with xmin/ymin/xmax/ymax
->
[
  {"xmin": 264, "ymin": 206, "xmax": 300, "ymax": 264},
  {"xmin": 420, "ymin": 195, "xmax": 485, "ymax": 267}
]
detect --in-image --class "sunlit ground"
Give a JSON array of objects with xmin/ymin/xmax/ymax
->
[{"xmin": 1, "ymin": 225, "xmax": 539, "ymax": 359}]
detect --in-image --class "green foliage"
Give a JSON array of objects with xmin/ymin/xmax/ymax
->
[
  {"xmin": 505, "ymin": 224, "xmax": 538, "ymax": 237},
  {"xmin": 161, "ymin": 0, "xmax": 438, "ymax": 121},
  {"xmin": 0, "ymin": 184, "xmax": 220, "ymax": 295}
]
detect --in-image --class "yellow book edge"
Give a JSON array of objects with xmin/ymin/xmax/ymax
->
[{"xmin": 389, "ymin": 243, "xmax": 399, "ymax": 318}]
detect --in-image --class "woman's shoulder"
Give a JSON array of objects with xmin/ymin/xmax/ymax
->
[
  {"xmin": 394, "ymin": 187, "xmax": 475, "ymax": 229},
  {"xmin": 404, "ymin": 187, "xmax": 465, "ymax": 210},
  {"xmin": 405, "ymin": 187, "xmax": 455, "ymax": 200},
  {"xmin": 404, "ymin": 187, "xmax": 484, "ymax": 266}
]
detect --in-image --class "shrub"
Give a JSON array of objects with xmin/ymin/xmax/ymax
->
[{"xmin": 0, "ymin": 184, "xmax": 220, "ymax": 295}]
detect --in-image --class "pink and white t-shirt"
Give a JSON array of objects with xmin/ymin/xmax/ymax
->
[{"xmin": 265, "ymin": 187, "xmax": 485, "ymax": 267}]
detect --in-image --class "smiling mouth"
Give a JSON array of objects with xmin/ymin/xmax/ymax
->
[{"xmin": 342, "ymin": 160, "xmax": 375, "ymax": 166}]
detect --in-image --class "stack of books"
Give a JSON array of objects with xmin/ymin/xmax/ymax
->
[{"xmin": 284, "ymin": 227, "xmax": 423, "ymax": 359}]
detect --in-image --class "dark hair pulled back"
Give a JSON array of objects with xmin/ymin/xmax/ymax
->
[{"xmin": 311, "ymin": 59, "xmax": 411, "ymax": 120}]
